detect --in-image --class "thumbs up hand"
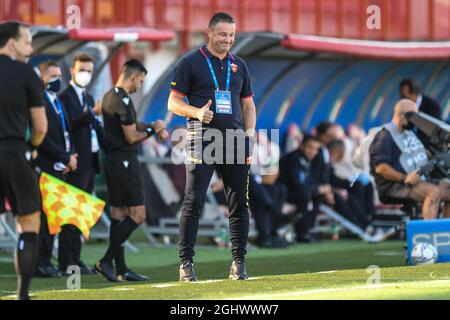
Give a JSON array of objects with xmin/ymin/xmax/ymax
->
[{"xmin": 196, "ymin": 100, "xmax": 214, "ymax": 124}]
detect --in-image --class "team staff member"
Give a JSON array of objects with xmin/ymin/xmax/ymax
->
[
  {"xmin": 58, "ymin": 53, "xmax": 104, "ymax": 274},
  {"xmin": 95, "ymin": 59, "xmax": 168, "ymax": 282},
  {"xmin": 278, "ymin": 135, "xmax": 327, "ymax": 243},
  {"xmin": 0, "ymin": 21, "xmax": 48, "ymax": 300},
  {"xmin": 168, "ymin": 12, "xmax": 256, "ymax": 281},
  {"xmin": 34, "ymin": 61, "xmax": 77, "ymax": 278}
]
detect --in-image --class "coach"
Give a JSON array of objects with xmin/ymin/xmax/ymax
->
[{"xmin": 168, "ymin": 12, "xmax": 256, "ymax": 281}]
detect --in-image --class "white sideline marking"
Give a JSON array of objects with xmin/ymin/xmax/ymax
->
[
  {"xmin": 227, "ymin": 279, "xmax": 450, "ymax": 300},
  {"xmin": 374, "ymin": 251, "xmax": 404, "ymax": 256},
  {"xmin": 193, "ymin": 279, "xmax": 223, "ymax": 284},
  {"xmin": 113, "ymin": 288, "xmax": 136, "ymax": 291},
  {"xmin": 152, "ymin": 284, "xmax": 178, "ymax": 288}
]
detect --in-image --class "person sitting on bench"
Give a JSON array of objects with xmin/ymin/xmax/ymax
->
[{"xmin": 369, "ymin": 99, "xmax": 450, "ymax": 220}]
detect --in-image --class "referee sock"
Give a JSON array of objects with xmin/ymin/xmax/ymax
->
[
  {"xmin": 110, "ymin": 218, "xmax": 128, "ymax": 274},
  {"xmin": 15, "ymin": 232, "xmax": 39, "ymax": 300},
  {"xmin": 115, "ymin": 244, "xmax": 128, "ymax": 275},
  {"xmin": 101, "ymin": 216, "xmax": 138, "ymax": 264}
]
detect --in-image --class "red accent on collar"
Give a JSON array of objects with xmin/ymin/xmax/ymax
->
[
  {"xmin": 200, "ymin": 47, "xmax": 234, "ymax": 61},
  {"xmin": 199, "ymin": 47, "xmax": 208, "ymax": 59}
]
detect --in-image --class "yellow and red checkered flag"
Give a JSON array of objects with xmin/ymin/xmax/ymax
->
[{"xmin": 39, "ymin": 172, "xmax": 105, "ymax": 240}]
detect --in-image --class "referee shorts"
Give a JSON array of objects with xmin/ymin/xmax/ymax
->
[
  {"xmin": 105, "ymin": 150, "xmax": 145, "ymax": 208},
  {"xmin": 0, "ymin": 151, "xmax": 41, "ymax": 216}
]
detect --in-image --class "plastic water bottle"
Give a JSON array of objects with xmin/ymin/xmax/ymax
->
[
  {"xmin": 330, "ymin": 224, "xmax": 340, "ymax": 241},
  {"xmin": 217, "ymin": 227, "xmax": 229, "ymax": 248}
]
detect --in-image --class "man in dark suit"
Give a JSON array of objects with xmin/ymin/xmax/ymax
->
[
  {"xmin": 311, "ymin": 122, "xmax": 371, "ymax": 232},
  {"xmin": 58, "ymin": 53, "xmax": 103, "ymax": 274},
  {"xmin": 34, "ymin": 61, "xmax": 77, "ymax": 278},
  {"xmin": 278, "ymin": 135, "xmax": 327, "ymax": 242},
  {"xmin": 400, "ymin": 79, "xmax": 442, "ymax": 147}
]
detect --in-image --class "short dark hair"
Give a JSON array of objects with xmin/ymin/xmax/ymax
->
[
  {"xmin": 316, "ymin": 121, "xmax": 334, "ymax": 137},
  {"xmin": 400, "ymin": 79, "xmax": 421, "ymax": 96},
  {"xmin": 120, "ymin": 59, "xmax": 147, "ymax": 79},
  {"xmin": 0, "ymin": 21, "xmax": 29, "ymax": 49},
  {"xmin": 327, "ymin": 139, "xmax": 345, "ymax": 152},
  {"xmin": 208, "ymin": 12, "xmax": 235, "ymax": 29},
  {"xmin": 38, "ymin": 60, "xmax": 60, "ymax": 74},
  {"xmin": 301, "ymin": 134, "xmax": 320, "ymax": 146},
  {"xmin": 72, "ymin": 53, "xmax": 95, "ymax": 66}
]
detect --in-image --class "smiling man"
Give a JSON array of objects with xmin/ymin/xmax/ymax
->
[{"xmin": 168, "ymin": 12, "xmax": 256, "ymax": 282}]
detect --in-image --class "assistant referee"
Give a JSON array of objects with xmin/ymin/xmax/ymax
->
[
  {"xmin": 168, "ymin": 12, "xmax": 257, "ymax": 281},
  {"xmin": 0, "ymin": 21, "xmax": 48, "ymax": 300},
  {"xmin": 95, "ymin": 59, "xmax": 168, "ymax": 282}
]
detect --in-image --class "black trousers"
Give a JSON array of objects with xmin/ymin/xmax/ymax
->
[
  {"xmin": 38, "ymin": 212, "xmax": 54, "ymax": 266},
  {"xmin": 287, "ymin": 190, "xmax": 321, "ymax": 238},
  {"xmin": 58, "ymin": 171, "xmax": 95, "ymax": 267},
  {"xmin": 179, "ymin": 162, "xmax": 250, "ymax": 263},
  {"xmin": 249, "ymin": 178, "xmax": 287, "ymax": 242}
]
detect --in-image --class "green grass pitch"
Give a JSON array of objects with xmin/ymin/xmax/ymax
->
[{"xmin": 1, "ymin": 237, "xmax": 449, "ymax": 300}]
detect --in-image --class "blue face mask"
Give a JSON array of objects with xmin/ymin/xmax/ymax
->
[{"xmin": 47, "ymin": 78, "xmax": 61, "ymax": 93}]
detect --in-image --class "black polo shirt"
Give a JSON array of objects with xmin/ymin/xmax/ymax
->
[
  {"xmin": 170, "ymin": 45, "xmax": 253, "ymax": 132},
  {"xmin": 102, "ymin": 87, "xmax": 139, "ymax": 153},
  {"xmin": 369, "ymin": 128, "xmax": 404, "ymax": 194},
  {"xmin": 0, "ymin": 54, "xmax": 45, "ymax": 152}
]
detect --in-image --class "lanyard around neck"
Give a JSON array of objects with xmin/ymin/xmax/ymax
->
[
  {"xmin": 200, "ymin": 48, "xmax": 231, "ymax": 91},
  {"xmin": 46, "ymin": 91, "xmax": 68, "ymax": 132}
]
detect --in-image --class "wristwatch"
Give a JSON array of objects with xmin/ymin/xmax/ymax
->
[
  {"xmin": 146, "ymin": 128, "xmax": 155, "ymax": 138},
  {"xmin": 400, "ymin": 174, "xmax": 407, "ymax": 184}
]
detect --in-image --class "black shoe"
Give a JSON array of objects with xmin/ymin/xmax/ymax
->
[
  {"xmin": 255, "ymin": 239, "xmax": 276, "ymax": 248},
  {"xmin": 34, "ymin": 264, "xmax": 53, "ymax": 278},
  {"xmin": 229, "ymin": 260, "xmax": 248, "ymax": 280},
  {"xmin": 179, "ymin": 262, "xmax": 198, "ymax": 282},
  {"xmin": 34, "ymin": 263, "xmax": 62, "ymax": 278},
  {"xmin": 94, "ymin": 261, "xmax": 118, "ymax": 282},
  {"xmin": 296, "ymin": 233, "xmax": 319, "ymax": 243},
  {"xmin": 117, "ymin": 270, "xmax": 149, "ymax": 282},
  {"xmin": 271, "ymin": 236, "xmax": 289, "ymax": 247},
  {"xmin": 58, "ymin": 265, "xmax": 71, "ymax": 276},
  {"xmin": 78, "ymin": 261, "xmax": 94, "ymax": 275},
  {"xmin": 17, "ymin": 293, "xmax": 30, "ymax": 300}
]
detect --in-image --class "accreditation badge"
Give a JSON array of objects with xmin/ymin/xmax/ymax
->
[{"xmin": 215, "ymin": 90, "xmax": 232, "ymax": 115}]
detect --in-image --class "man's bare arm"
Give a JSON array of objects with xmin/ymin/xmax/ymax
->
[
  {"xmin": 122, "ymin": 123, "xmax": 151, "ymax": 145},
  {"xmin": 241, "ymin": 97, "xmax": 256, "ymax": 137},
  {"xmin": 168, "ymin": 91, "xmax": 213, "ymax": 124},
  {"xmin": 375, "ymin": 163, "xmax": 406, "ymax": 182},
  {"xmin": 29, "ymin": 106, "xmax": 48, "ymax": 147}
]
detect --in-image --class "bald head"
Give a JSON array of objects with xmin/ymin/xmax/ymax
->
[
  {"xmin": 393, "ymin": 99, "xmax": 418, "ymax": 132},
  {"xmin": 394, "ymin": 99, "xmax": 418, "ymax": 117}
]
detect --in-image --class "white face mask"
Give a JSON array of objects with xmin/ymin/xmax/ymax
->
[{"xmin": 74, "ymin": 71, "xmax": 92, "ymax": 88}]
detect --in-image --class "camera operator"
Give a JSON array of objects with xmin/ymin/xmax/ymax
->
[{"xmin": 369, "ymin": 99, "xmax": 450, "ymax": 220}]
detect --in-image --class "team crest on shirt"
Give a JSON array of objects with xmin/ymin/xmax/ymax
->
[
  {"xmin": 123, "ymin": 161, "xmax": 129, "ymax": 168},
  {"xmin": 122, "ymin": 97, "xmax": 130, "ymax": 105},
  {"xmin": 231, "ymin": 63, "xmax": 238, "ymax": 73}
]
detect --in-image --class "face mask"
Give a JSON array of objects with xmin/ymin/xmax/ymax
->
[
  {"xmin": 46, "ymin": 77, "xmax": 61, "ymax": 93},
  {"xmin": 74, "ymin": 71, "xmax": 92, "ymax": 88}
]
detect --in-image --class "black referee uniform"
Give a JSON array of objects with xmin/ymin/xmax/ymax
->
[
  {"xmin": 0, "ymin": 54, "xmax": 44, "ymax": 216},
  {"xmin": 102, "ymin": 87, "xmax": 145, "ymax": 208},
  {"xmin": 0, "ymin": 53, "xmax": 45, "ymax": 298},
  {"xmin": 171, "ymin": 46, "xmax": 254, "ymax": 269}
]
